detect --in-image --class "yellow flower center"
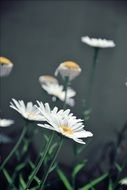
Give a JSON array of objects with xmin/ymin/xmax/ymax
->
[
  {"xmin": 0, "ymin": 57, "xmax": 12, "ymax": 65},
  {"xmin": 62, "ymin": 61, "xmax": 80, "ymax": 70},
  {"xmin": 60, "ymin": 125, "xmax": 74, "ymax": 135},
  {"xmin": 27, "ymin": 112, "xmax": 36, "ymax": 119}
]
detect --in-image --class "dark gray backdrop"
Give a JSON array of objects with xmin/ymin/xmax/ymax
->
[{"xmin": 1, "ymin": 0, "xmax": 127, "ymax": 165}]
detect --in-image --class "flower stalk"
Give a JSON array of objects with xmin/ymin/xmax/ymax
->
[
  {"xmin": 39, "ymin": 135, "xmax": 64, "ymax": 190},
  {"xmin": 0, "ymin": 125, "xmax": 27, "ymax": 171},
  {"xmin": 25, "ymin": 131, "xmax": 55, "ymax": 189},
  {"xmin": 84, "ymin": 47, "xmax": 99, "ymax": 115},
  {"xmin": 63, "ymin": 76, "xmax": 70, "ymax": 109}
]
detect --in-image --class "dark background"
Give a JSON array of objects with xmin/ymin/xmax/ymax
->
[{"xmin": 1, "ymin": 0, "xmax": 127, "ymax": 166}]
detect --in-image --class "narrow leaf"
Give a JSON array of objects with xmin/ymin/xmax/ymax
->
[
  {"xmin": 49, "ymin": 163, "xmax": 57, "ymax": 173},
  {"xmin": 108, "ymin": 180, "xmax": 113, "ymax": 190},
  {"xmin": 28, "ymin": 160, "xmax": 36, "ymax": 169},
  {"xmin": 79, "ymin": 173, "xmax": 108, "ymax": 190},
  {"xmin": 3, "ymin": 169, "xmax": 13, "ymax": 184},
  {"xmin": 15, "ymin": 162, "xmax": 26, "ymax": 171},
  {"xmin": 57, "ymin": 168, "xmax": 73, "ymax": 190},
  {"xmin": 115, "ymin": 162, "xmax": 122, "ymax": 173},
  {"xmin": 72, "ymin": 161, "xmax": 86, "ymax": 179},
  {"xmin": 44, "ymin": 134, "xmax": 49, "ymax": 142},
  {"xmin": 49, "ymin": 142, "xmax": 57, "ymax": 155},
  {"xmin": 19, "ymin": 174, "xmax": 26, "ymax": 189}
]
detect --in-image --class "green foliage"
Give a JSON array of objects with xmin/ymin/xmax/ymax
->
[
  {"xmin": 115, "ymin": 162, "xmax": 122, "ymax": 173},
  {"xmin": 3, "ymin": 169, "xmax": 13, "ymax": 185},
  {"xmin": 79, "ymin": 173, "xmax": 108, "ymax": 190},
  {"xmin": 108, "ymin": 180, "xmax": 114, "ymax": 190},
  {"xmin": 57, "ymin": 168, "xmax": 73, "ymax": 190},
  {"xmin": 48, "ymin": 142, "xmax": 58, "ymax": 155},
  {"xmin": 49, "ymin": 162, "xmax": 57, "ymax": 173},
  {"xmin": 19, "ymin": 174, "xmax": 26, "ymax": 189},
  {"xmin": 15, "ymin": 162, "xmax": 26, "ymax": 172},
  {"xmin": 28, "ymin": 160, "xmax": 41, "ymax": 185},
  {"xmin": 72, "ymin": 161, "xmax": 87, "ymax": 179}
]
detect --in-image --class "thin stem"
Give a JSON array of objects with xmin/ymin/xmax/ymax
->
[
  {"xmin": 40, "ymin": 135, "xmax": 64, "ymax": 190},
  {"xmin": 85, "ymin": 47, "xmax": 99, "ymax": 111},
  {"xmin": 63, "ymin": 76, "xmax": 69, "ymax": 109},
  {"xmin": 0, "ymin": 126, "xmax": 27, "ymax": 171},
  {"xmin": 25, "ymin": 131, "xmax": 55, "ymax": 190}
]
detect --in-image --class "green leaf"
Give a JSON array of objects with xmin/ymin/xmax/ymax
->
[
  {"xmin": 79, "ymin": 173, "xmax": 108, "ymax": 190},
  {"xmin": 15, "ymin": 162, "xmax": 26, "ymax": 171},
  {"xmin": 19, "ymin": 174, "xmax": 26, "ymax": 189},
  {"xmin": 3, "ymin": 169, "xmax": 13, "ymax": 184},
  {"xmin": 115, "ymin": 162, "xmax": 122, "ymax": 173},
  {"xmin": 49, "ymin": 142, "xmax": 58, "ymax": 155},
  {"xmin": 28, "ymin": 160, "xmax": 41, "ymax": 185},
  {"xmin": 22, "ymin": 139, "xmax": 29, "ymax": 153},
  {"xmin": 108, "ymin": 180, "xmax": 113, "ymax": 190},
  {"xmin": 57, "ymin": 168, "xmax": 73, "ymax": 190},
  {"xmin": 15, "ymin": 149, "xmax": 20, "ymax": 160},
  {"xmin": 44, "ymin": 134, "xmax": 49, "ymax": 142},
  {"xmin": 49, "ymin": 163, "xmax": 57, "ymax": 173},
  {"xmin": 28, "ymin": 160, "xmax": 36, "ymax": 169},
  {"xmin": 72, "ymin": 161, "xmax": 87, "ymax": 179}
]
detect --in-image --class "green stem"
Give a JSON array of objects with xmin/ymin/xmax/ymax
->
[
  {"xmin": 85, "ymin": 47, "xmax": 99, "ymax": 111},
  {"xmin": 40, "ymin": 135, "xmax": 64, "ymax": 190},
  {"xmin": 25, "ymin": 131, "xmax": 55, "ymax": 190},
  {"xmin": 0, "ymin": 126, "xmax": 27, "ymax": 171},
  {"xmin": 63, "ymin": 77, "xmax": 69, "ymax": 109}
]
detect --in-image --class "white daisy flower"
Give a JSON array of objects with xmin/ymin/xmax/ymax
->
[
  {"xmin": 81, "ymin": 36, "xmax": 116, "ymax": 48},
  {"xmin": 0, "ymin": 56, "xmax": 14, "ymax": 77},
  {"xmin": 125, "ymin": 82, "xmax": 127, "ymax": 86},
  {"xmin": 10, "ymin": 99, "xmax": 44, "ymax": 121},
  {"xmin": 55, "ymin": 61, "xmax": 81, "ymax": 81},
  {"xmin": 119, "ymin": 177, "xmax": 127, "ymax": 185},
  {"xmin": 0, "ymin": 118, "xmax": 14, "ymax": 127},
  {"xmin": 42, "ymin": 83, "xmax": 76, "ymax": 106},
  {"xmin": 39, "ymin": 75, "xmax": 58, "ymax": 85},
  {"xmin": 36, "ymin": 102, "xmax": 93, "ymax": 144}
]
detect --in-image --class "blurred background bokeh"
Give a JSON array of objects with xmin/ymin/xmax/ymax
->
[{"xmin": 1, "ymin": 0, "xmax": 127, "ymax": 173}]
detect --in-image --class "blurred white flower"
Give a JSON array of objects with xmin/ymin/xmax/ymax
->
[
  {"xmin": 81, "ymin": 36, "xmax": 115, "ymax": 48},
  {"xmin": 0, "ymin": 118, "xmax": 14, "ymax": 127},
  {"xmin": 37, "ymin": 102, "xmax": 93, "ymax": 144},
  {"xmin": 42, "ymin": 83, "xmax": 76, "ymax": 106},
  {"xmin": 10, "ymin": 99, "xmax": 44, "ymax": 121},
  {"xmin": 125, "ymin": 81, "xmax": 127, "ymax": 86},
  {"xmin": 55, "ymin": 61, "xmax": 81, "ymax": 81},
  {"xmin": 119, "ymin": 177, "xmax": 127, "ymax": 185},
  {"xmin": 39, "ymin": 75, "xmax": 58, "ymax": 85},
  {"xmin": 0, "ymin": 56, "xmax": 14, "ymax": 77}
]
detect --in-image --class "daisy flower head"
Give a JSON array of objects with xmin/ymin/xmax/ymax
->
[
  {"xmin": 37, "ymin": 102, "xmax": 93, "ymax": 144},
  {"xmin": 41, "ymin": 83, "xmax": 76, "ymax": 106},
  {"xmin": 0, "ymin": 118, "xmax": 14, "ymax": 127},
  {"xmin": 55, "ymin": 61, "xmax": 81, "ymax": 81},
  {"xmin": 0, "ymin": 56, "xmax": 14, "ymax": 77},
  {"xmin": 39, "ymin": 75, "xmax": 58, "ymax": 85},
  {"xmin": 81, "ymin": 36, "xmax": 116, "ymax": 48},
  {"xmin": 10, "ymin": 99, "xmax": 44, "ymax": 121}
]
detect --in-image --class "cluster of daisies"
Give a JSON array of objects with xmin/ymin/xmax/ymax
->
[
  {"xmin": 39, "ymin": 61, "xmax": 81, "ymax": 107},
  {"xmin": 1, "ymin": 36, "xmax": 119, "ymax": 143},
  {"xmin": 9, "ymin": 99, "xmax": 93, "ymax": 144}
]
